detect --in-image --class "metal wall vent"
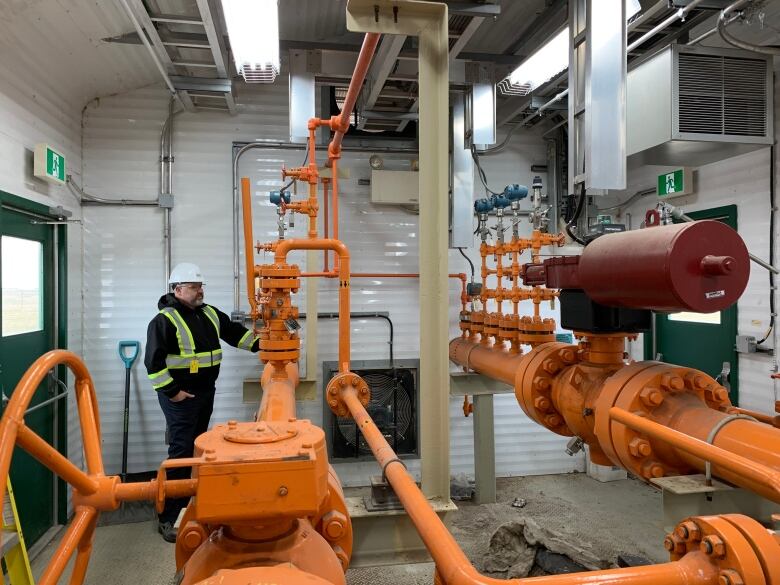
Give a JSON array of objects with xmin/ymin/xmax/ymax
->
[{"xmin": 678, "ymin": 53, "xmax": 767, "ymax": 137}]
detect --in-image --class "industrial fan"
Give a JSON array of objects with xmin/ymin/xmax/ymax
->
[{"xmin": 322, "ymin": 360, "xmax": 419, "ymax": 460}]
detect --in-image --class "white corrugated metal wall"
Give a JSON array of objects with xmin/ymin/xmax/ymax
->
[{"xmin": 81, "ymin": 82, "xmax": 583, "ymax": 485}]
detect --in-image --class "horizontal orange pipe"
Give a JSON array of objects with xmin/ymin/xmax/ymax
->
[
  {"xmin": 258, "ymin": 362, "xmax": 299, "ymax": 422},
  {"xmin": 449, "ymin": 338, "xmax": 522, "ymax": 386},
  {"xmin": 610, "ymin": 407, "xmax": 780, "ymax": 503},
  {"xmin": 341, "ymin": 387, "xmax": 719, "ymax": 585},
  {"xmin": 301, "ymin": 272, "xmax": 467, "ymax": 280},
  {"xmin": 274, "ymin": 238, "xmax": 351, "ymax": 372},
  {"xmin": 114, "ymin": 479, "xmax": 197, "ymax": 503},
  {"xmin": 728, "ymin": 406, "xmax": 780, "ymax": 427}
]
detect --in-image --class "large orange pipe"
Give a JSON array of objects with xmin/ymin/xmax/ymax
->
[
  {"xmin": 449, "ymin": 337, "xmax": 780, "ymax": 504},
  {"xmin": 339, "ymin": 387, "xmax": 719, "ymax": 585},
  {"xmin": 449, "ymin": 337, "xmax": 521, "ymax": 386},
  {"xmin": 258, "ymin": 362, "xmax": 299, "ymax": 422},
  {"xmin": 240, "ymin": 177, "xmax": 259, "ymax": 319},
  {"xmin": 274, "ymin": 238, "xmax": 351, "ymax": 372}
]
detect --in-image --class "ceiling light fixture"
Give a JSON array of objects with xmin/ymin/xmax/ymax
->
[
  {"xmin": 221, "ymin": 0, "xmax": 280, "ymax": 83},
  {"xmin": 498, "ymin": 1, "xmax": 639, "ymax": 97},
  {"xmin": 498, "ymin": 28, "xmax": 569, "ymax": 97}
]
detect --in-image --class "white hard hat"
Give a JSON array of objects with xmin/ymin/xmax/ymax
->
[{"xmin": 169, "ymin": 262, "xmax": 207, "ymax": 285}]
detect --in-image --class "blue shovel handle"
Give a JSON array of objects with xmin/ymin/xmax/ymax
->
[{"xmin": 118, "ymin": 340, "xmax": 141, "ymax": 369}]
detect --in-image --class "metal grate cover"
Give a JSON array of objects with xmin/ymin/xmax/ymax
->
[{"xmin": 678, "ymin": 52, "xmax": 767, "ymax": 137}]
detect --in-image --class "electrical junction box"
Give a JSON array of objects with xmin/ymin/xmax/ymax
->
[
  {"xmin": 735, "ymin": 335, "xmax": 757, "ymax": 354},
  {"xmin": 370, "ymin": 170, "xmax": 418, "ymax": 205},
  {"xmin": 33, "ymin": 143, "xmax": 66, "ymax": 185}
]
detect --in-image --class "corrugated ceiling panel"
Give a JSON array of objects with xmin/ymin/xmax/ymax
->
[{"xmin": 82, "ymin": 82, "xmax": 582, "ymax": 482}]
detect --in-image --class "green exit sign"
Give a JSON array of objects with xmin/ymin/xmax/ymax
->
[
  {"xmin": 657, "ymin": 167, "xmax": 692, "ymax": 198},
  {"xmin": 34, "ymin": 144, "xmax": 66, "ymax": 185}
]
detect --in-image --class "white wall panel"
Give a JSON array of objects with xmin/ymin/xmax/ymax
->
[
  {"xmin": 82, "ymin": 84, "xmax": 582, "ymax": 484},
  {"xmin": 0, "ymin": 28, "xmax": 86, "ymax": 516}
]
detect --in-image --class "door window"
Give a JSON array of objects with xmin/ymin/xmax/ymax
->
[{"xmin": 2, "ymin": 235, "xmax": 44, "ymax": 336}]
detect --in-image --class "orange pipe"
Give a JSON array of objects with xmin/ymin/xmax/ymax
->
[
  {"xmin": 340, "ymin": 387, "xmax": 720, "ymax": 585},
  {"xmin": 610, "ymin": 407, "xmax": 780, "ymax": 501},
  {"xmin": 323, "ymin": 178, "xmax": 330, "ymax": 271},
  {"xmin": 274, "ymin": 238, "xmax": 351, "ymax": 372},
  {"xmin": 38, "ymin": 505, "xmax": 96, "ymax": 585},
  {"xmin": 332, "ymin": 158, "xmax": 340, "ymax": 270},
  {"xmin": 328, "ymin": 33, "xmax": 381, "ymax": 159},
  {"xmin": 114, "ymin": 479, "xmax": 197, "ymax": 502},
  {"xmin": 729, "ymin": 406, "xmax": 780, "ymax": 427},
  {"xmin": 258, "ymin": 362, "xmax": 299, "ymax": 422},
  {"xmin": 449, "ymin": 338, "xmax": 522, "ymax": 386},
  {"xmin": 241, "ymin": 177, "xmax": 259, "ymax": 320}
]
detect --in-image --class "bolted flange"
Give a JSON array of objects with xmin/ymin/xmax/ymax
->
[{"xmin": 325, "ymin": 372, "xmax": 371, "ymax": 418}]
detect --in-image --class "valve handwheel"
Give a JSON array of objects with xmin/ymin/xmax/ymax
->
[{"xmin": 0, "ymin": 350, "xmax": 106, "ymax": 585}]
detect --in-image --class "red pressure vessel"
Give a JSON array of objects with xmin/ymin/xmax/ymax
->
[{"xmin": 577, "ymin": 220, "xmax": 749, "ymax": 313}]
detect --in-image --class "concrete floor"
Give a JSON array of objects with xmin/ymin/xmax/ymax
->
[{"xmin": 30, "ymin": 473, "xmax": 667, "ymax": 584}]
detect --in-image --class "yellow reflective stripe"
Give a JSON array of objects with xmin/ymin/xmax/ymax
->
[
  {"xmin": 148, "ymin": 368, "xmax": 173, "ymax": 390},
  {"xmin": 237, "ymin": 330, "xmax": 257, "ymax": 351},
  {"xmin": 202, "ymin": 306, "xmax": 220, "ymax": 336},
  {"xmin": 160, "ymin": 308, "xmax": 195, "ymax": 354},
  {"xmin": 166, "ymin": 350, "xmax": 223, "ymax": 369}
]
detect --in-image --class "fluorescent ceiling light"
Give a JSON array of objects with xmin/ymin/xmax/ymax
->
[
  {"xmin": 498, "ymin": 28, "xmax": 568, "ymax": 97},
  {"xmin": 498, "ymin": 2, "xmax": 640, "ymax": 97},
  {"xmin": 626, "ymin": 0, "xmax": 642, "ymax": 19},
  {"xmin": 221, "ymin": 0, "xmax": 280, "ymax": 83}
]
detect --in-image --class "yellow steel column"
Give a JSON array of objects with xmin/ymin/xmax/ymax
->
[{"xmin": 346, "ymin": 0, "xmax": 450, "ymax": 499}]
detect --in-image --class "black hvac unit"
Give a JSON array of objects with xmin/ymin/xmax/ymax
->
[{"xmin": 322, "ymin": 359, "xmax": 419, "ymax": 461}]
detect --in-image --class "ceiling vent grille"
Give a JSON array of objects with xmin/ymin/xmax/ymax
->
[{"xmin": 678, "ymin": 52, "xmax": 767, "ymax": 137}]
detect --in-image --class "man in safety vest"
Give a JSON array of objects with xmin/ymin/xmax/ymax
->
[{"xmin": 144, "ymin": 262, "xmax": 260, "ymax": 542}]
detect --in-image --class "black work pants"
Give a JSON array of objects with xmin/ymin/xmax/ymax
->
[{"xmin": 157, "ymin": 388, "xmax": 215, "ymax": 524}]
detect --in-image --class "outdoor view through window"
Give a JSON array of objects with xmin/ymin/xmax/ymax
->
[{"xmin": 1, "ymin": 235, "xmax": 43, "ymax": 336}]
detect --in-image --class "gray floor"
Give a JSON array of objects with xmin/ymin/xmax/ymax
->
[{"xmin": 30, "ymin": 473, "xmax": 667, "ymax": 584}]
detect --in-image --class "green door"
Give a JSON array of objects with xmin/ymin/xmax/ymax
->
[
  {"xmin": 0, "ymin": 203, "xmax": 57, "ymax": 545},
  {"xmin": 645, "ymin": 205, "xmax": 739, "ymax": 404}
]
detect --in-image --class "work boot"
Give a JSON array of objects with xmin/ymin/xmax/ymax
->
[{"xmin": 158, "ymin": 520, "xmax": 177, "ymax": 543}]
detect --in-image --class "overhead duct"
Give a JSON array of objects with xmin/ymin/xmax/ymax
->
[{"xmin": 627, "ymin": 44, "xmax": 773, "ymax": 167}]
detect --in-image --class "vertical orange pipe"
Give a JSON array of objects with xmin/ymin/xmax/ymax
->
[
  {"xmin": 241, "ymin": 177, "xmax": 258, "ymax": 319},
  {"xmin": 258, "ymin": 363, "xmax": 299, "ymax": 422},
  {"xmin": 323, "ymin": 178, "xmax": 330, "ymax": 271},
  {"xmin": 332, "ymin": 158, "xmax": 340, "ymax": 270}
]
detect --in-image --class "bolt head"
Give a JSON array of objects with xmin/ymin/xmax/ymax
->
[
  {"xmin": 561, "ymin": 349, "xmax": 575, "ymax": 363},
  {"xmin": 182, "ymin": 529, "xmax": 203, "ymax": 550},
  {"xmin": 714, "ymin": 387, "xmax": 729, "ymax": 402},
  {"xmin": 629, "ymin": 438, "xmax": 652, "ymax": 458},
  {"xmin": 278, "ymin": 485, "xmax": 288, "ymax": 497},
  {"xmin": 719, "ymin": 570, "xmax": 743, "ymax": 585},
  {"xmin": 542, "ymin": 359, "xmax": 560, "ymax": 375},
  {"xmin": 663, "ymin": 536, "xmax": 675, "ymax": 551},
  {"xmin": 534, "ymin": 396, "xmax": 551, "ymax": 411},
  {"xmin": 701, "ymin": 535, "xmax": 725, "ymax": 558},
  {"xmin": 545, "ymin": 414, "xmax": 562, "ymax": 427},
  {"xmin": 227, "ymin": 420, "xmax": 238, "ymax": 429},
  {"xmin": 572, "ymin": 372, "xmax": 583, "ymax": 386},
  {"xmin": 534, "ymin": 376, "xmax": 551, "ymax": 391},
  {"xmin": 640, "ymin": 387, "xmax": 664, "ymax": 407}
]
